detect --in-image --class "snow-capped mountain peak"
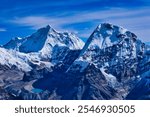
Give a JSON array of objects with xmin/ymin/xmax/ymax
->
[
  {"xmin": 81, "ymin": 23, "xmax": 128, "ymax": 51},
  {"xmin": 19, "ymin": 25, "xmax": 52, "ymax": 53},
  {"xmin": 4, "ymin": 25, "xmax": 84, "ymax": 54},
  {"xmin": 79, "ymin": 23, "xmax": 144, "ymax": 58},
  {"xmin": 68, "ymin": 23, "xmax": 146, "ymax": 73},
  {"xmin": 1, "ymin": 25, "xmax": 84, "ymax": 71}
]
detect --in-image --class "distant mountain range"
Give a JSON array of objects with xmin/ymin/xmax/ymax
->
[{"xmin": 0, "ymin": 23, "xmax": 149, "ymax": 100}]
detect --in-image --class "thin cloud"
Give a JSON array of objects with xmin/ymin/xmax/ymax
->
[
  {"xmin": 10, "ymin": 8, "xmax": 150, "ymax": 27},
  {"xmin": 11, "ymin": 16, "xmax": 53, "ymax": 29},
  {"xmin": 10, "ymin": 8, "xmax": 150, "ymax": 42},
  {"xmin": 0, "ymin": 28, "xmax": 6, "ymax": 32}
]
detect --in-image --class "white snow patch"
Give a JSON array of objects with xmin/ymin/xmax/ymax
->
[{"xmin": 100, "ymin": 67, "xmax": 117, "ymax": 88}]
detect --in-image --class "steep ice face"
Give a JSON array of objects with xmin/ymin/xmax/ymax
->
[{"xmin": 19, "ymin": 25, "xmax": 51, "ymax": 53}]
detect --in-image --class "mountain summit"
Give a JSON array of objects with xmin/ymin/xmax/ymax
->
[
  {"xmin": 1, "ymin": 25, "xmax": 84, "ymax": 71},
  {"xmin": 4, "ymin": 25, "xmax": 84, "ymax": 53},
  {"xmin": 80, "ymin": 23, "xmax": 143, "ymax": 56},
  {"xmin": 69, "ymin": 23, "xmax": 145, "ymax": 72}
]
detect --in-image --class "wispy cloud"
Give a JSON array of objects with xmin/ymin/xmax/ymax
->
[
  {"xmin": 11, "ymin": 16, "xmax": 53, "ymax": 29},
  {"xmin": 9, "ymin": 8, "xmax": 150, "ymax": 42},
  {"xmin": 10, "ymin": 8, "xmax": 150, "ymax": 27},
  {"xmin": 0, "ymin": 0, "xmax": 149, "ymax": 43},
  {"xmin": 0, "ymin": 28, "xmax": 6, "ymax": 32}
]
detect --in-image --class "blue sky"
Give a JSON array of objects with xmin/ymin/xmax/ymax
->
[{"xmin": 0, "ymin": 0, "xmax": 150, "ymax": 45}]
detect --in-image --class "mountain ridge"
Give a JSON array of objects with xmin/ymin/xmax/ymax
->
[{"xmin": 0, "ymin": 23, "xmax": 149, "ymax": 100}]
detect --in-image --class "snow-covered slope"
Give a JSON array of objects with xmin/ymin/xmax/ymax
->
[{"xmin": 0, "ymin": 47, "xmax": 31, "ymax": 71}]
